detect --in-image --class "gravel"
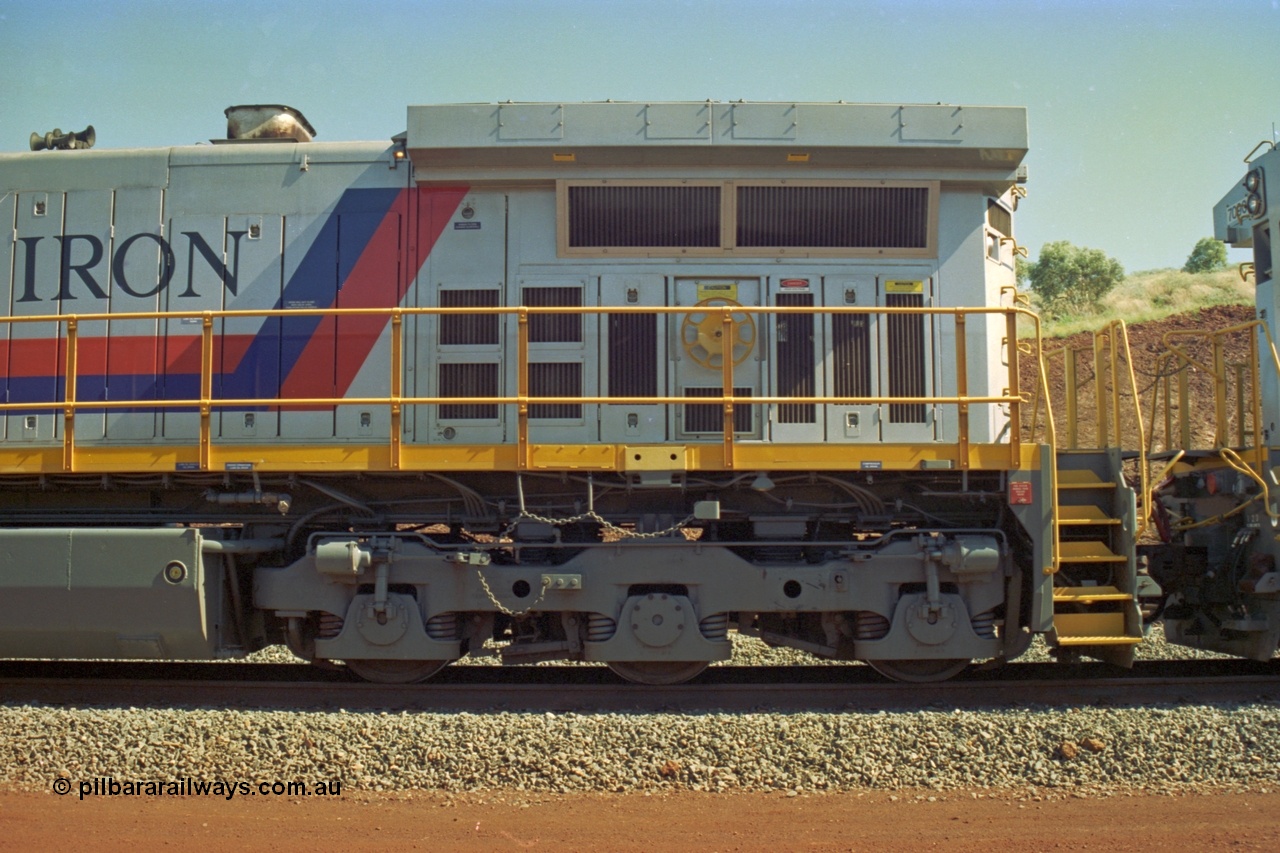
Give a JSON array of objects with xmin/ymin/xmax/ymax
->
[
  {"xmin": 2, "ymin": 701, "xmax": 1277, "ymax": 796},
  {"xmin": 7, "ymin": 625, "xmax": 1272, "ymax": 797}
]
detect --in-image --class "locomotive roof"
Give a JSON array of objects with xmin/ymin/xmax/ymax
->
[
  {"xmin": 2, "ymin": 101, "xmax": 1028, "ymax": 191},
  {"xmin": 405, "ymin": 101, "xmax": 1027, "ymax": 179}
]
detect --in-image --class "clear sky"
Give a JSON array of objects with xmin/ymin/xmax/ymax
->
[{"xmin": 2, "ymin": 0, "xmax": 1276, "ymax": 272}]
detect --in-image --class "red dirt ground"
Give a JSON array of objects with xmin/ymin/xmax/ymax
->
[{"xmin": 3, "ymin": 788, "xmax": 1279, "ymax": 852}]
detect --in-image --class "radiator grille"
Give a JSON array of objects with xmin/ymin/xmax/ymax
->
[
  {"xmin": 684, "ymin": 387, "xmax": 753, "ymax": 433},
  {"xmin": 986, "ymin": 200, "xmax": 1012, "ymax": 238},
  {"xmin": 567, "ymin": 185, "xmax": 721, "ymax": 248},
  {"xmin": 529, "ymin": 362, "xmax": 582, "ymax": 419},
  {"xmin": 886, "ymin": 293, "xmax": 927, "ymax": 424},
  {"xmin": 439, "ymin": 363, "xmax": 498, "ymax": 420},
  {"xmin": 832, "ymin": 312, "xmax": 872, "ymax": 400},
  {"xmin": 775, "ymin": 293, "xmax": 815, "ymax": 424},
  {"xmin": 440, "ymin": 290, "xmax": 500, "ymax": 345},
  {"xmin": 608, "ymin": 313, "xmax": 658, "ymax": 398},
  {"xmin": 736, "ymin": 185, "xmax": 929, "ymax": 249},
  {"xmin": 522, "ymin": 286, "xmax": 582, "ymax": 343}
]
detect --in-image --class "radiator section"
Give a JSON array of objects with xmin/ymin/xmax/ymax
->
[
  {"xmin": 567, "ymin": 185, "xmax": 721, "ymax": 248},
  {"xmin": 832, "ymin": 313, "xmax": 872, "ymax": 400},
  {"xmin": 522, "ymin": 286, "xmax": 583, "ymax": 343},
  {"xmin": 736, "ymin": 185, "xmax": 929, "ymax": 249},
  {"xmin": 529, "ymin": 362, "xmax": 583, "ymax": 419},
  {"xmin": 684, "ymin": 387, "xmax": 753, "ymax": 433},
  {"xmin": 439, "ymin": 363, "xmax": 499, "ymax": 420},
  {"xmin": 886, "ymin": 292, "xmax": 927, "ymax": 424},
  {"xmin": 608, "ymin": 313, "xmax": 658, "ymax": 398},
  {"xmin": 775, "ymin": 292, "xmax": 816, "ymax": 424},
  {"xmin": 439, "ymin": 289, "xmax": 501, "ymax": 346}
]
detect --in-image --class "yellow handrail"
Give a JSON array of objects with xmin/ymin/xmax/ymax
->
[
  {"xmin": 1152, "ymin": 320, "xmax": 1280, "ymax": 528},
  {"xmin": 0, "ymin": 303, "xmax": 1049, "ymax": 476}
]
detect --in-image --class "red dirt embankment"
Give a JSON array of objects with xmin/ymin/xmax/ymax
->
[{"xmin": 1022, "ymin": 304, "xmax": 1257, "ymax": 450}]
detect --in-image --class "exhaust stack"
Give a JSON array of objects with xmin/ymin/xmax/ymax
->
[{"xmin": 224, "ymin": 105, "xmax": 315, "ymax": 143}]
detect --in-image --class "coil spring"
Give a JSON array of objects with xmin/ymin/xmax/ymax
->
[
  {"xmin": 853, "ymin": 611, "xmax": 891, "ymax": 641},
  {"xmin": 698, "ymin": 612, "xmax": 730, "ymax": 641},
  {"xmin": 586, "ymin": 613, "xmax": 617, "ymax": 642},
  {"xmin": 425, "ymin": 612, "xmax": 461, "ymax": 641},
  {"xmin": 316, "ymin": 612, "xmax": 343, "ymax": 640},
  {"xmin": 970, "ymin": 609, "xmax": 998, "ymax": 639}
]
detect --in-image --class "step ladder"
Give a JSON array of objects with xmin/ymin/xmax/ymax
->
[{"xmin": 1051, "ymin": 454, "xmax": 1144, "ymax": 665}]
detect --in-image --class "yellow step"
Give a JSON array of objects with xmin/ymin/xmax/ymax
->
[
  {"xmin": 1054, "ymin": 612, "xmax": 1141, "ymax": 646},
  {"xmin": 1058, "ymin": 541, "xmax": 1127, "ymax": 563},
  {"xmin": 1058, "ymin": 504, "xmax": 1119, "ymax": 523},
  {"xmin": 1053, "ymin": 585, "xmax": 1133, "ymax": 603},
  {"xmin": 1057, "ymin": 469, "xmax": 1117, "ymax": 489},
  {"xmin": 1058, "ymin": 505, "xmax": 1121, "ymax": 525},
  {"xmin": 1056, "ymin": 635, "xmax": 1144, "ymax": 647}
]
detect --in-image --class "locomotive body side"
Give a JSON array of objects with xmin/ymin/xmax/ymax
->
[{"xmin": 0, "ymin": 103, "xmax": 1063, "ymax": 684}]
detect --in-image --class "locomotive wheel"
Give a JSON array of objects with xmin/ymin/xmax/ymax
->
[
  {"xmin": 867, "ymin": 658, "xmax": 970, "ymax": 683},
  {"xmin": 607, "ymin": 660, "xmax": 710, "ymax": 686},
  {"xmin": 345, "ymin": 658, "xmax": 450, "ymax": 684}
]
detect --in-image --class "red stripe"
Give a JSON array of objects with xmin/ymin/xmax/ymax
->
[
  {"xmin": 3, "ymin": 335, "xmax": 255, "ymax": 378},
  {"xmin": 280, "ymin": 185, "xmax": 468, "ymax": 399}
]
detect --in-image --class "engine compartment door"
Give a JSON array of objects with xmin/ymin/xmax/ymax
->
[{"xmin": 671, "ymin": 277, "xmax": 762, "ymax": 441}]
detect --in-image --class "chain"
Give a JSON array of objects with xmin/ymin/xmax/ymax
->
[
  {"xmin": 476, "ymin": 502, "xmax": 691, "ymax": 617},
  {"xmin": 474, "ymin": 569, "xmax": 550, "ymax": 617},
  {"xmin": 501, "ymin": 509, "xmax": 694, "ymax": 541}
]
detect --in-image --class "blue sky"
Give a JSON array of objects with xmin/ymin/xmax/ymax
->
[{"xmin": 2, "ymin": 0, "xmax": 1276, "ymax": 272}]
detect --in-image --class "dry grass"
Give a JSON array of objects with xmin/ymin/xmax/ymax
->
[{"xmin": 1024, "ymin": 268, "xmax": 1253, "ymax": 339}]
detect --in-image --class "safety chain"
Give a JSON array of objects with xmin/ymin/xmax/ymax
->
[
  {"xmin": 474, "ymin": 569, "xmax": 551, "ymax": 617},
  {"xmin": 501, "ymin": 509, "xmax": 694, "ymax": 541}
]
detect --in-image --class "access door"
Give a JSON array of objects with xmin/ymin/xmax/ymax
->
[
  {"xmin": 518, "ymin": 276, "xmax": 597, "ymax": 445},
  {"xmin": 599, "ymin": 274, "xmax": 666, "ymax": 444},
  {"xmin": 821, "ymin": 276, "xmax": 881, "ymax": 443},
  {"xmin": 104, "ymin": 188, "xmax": 165, "ymax": 441},
  {"xmin": 878, "ymin": 273, "xmax": 936, "ymax": 443},
  {"xmin": 768, "ymin": 275, "xmax": 825, "ymax": 443},
  {"xmin": 8, "ymin": 191, "xmax": 65, "ymax": 443},
  {"xmin": 414, "ymin": 190, "xmax": 507, "ymax": 446},
  {"xmin": 672, "ymin": 278, "xmax": 763, "ymax": 441}
]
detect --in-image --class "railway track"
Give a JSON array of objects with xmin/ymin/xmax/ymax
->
[{"xmin": 2, "ymin": 659, "xmax": 1277, "ymax": 713}]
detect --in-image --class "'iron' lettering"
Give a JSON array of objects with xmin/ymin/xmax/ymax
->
[
  {"xmin": 12, "ymin": 230, "xmax": 244, "ymax": 302},
  {"xmin": 113, "ymin": 233, "xmax": 175, "ymax": 298},
  {"xmin": 57, "ymin": 234, "xmax": 108, "ymax": 300}
]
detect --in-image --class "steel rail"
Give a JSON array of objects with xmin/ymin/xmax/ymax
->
[{"xmin": 1, "ymin": 659, "xmax": 1276, "ymax": 713}]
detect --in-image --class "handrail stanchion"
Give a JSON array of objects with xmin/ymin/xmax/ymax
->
[
  {"xmin": 1213, "ymin": 336, "xmax": 1227, "ymax": 448},
  {"xmin": 1113, "ymin": 322, "xmax": 1149, "ymax": 537},
  {"xmin": 62, "ymin": 317, "xmax": 78, "ymax": 472},
  {"xmin": 1006, "ymin": 310, "xmax": 1021, "ymax": 468},
  {"xmin": 1065, "ymin": 348, "xmax": 1079, "ymax": 449},
  {"xmin": 517, "ymin": 308, "xmax": 530, "ymax": 471},
  {"xmin": 200, "ymin": 314, "xmax": 214, "ymax": 471},
  {"xmin": 721, "ymin": 306, "xmax": 736, "ymax": 469},
  {"xmin": 956, "ymin": 312, "xmax": 969, "ymax": 468},
  {"xmin": 390, "ymin": 310, "xmax": 403, "ymax": 471}
]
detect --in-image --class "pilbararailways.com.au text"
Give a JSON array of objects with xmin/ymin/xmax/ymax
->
[{"xmin": 54, "ymin": 777, "xmax": 342, "ymax": 800}]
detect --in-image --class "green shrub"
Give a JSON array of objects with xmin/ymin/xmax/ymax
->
[
  {"xmin": 1026, "ymin": 241, "xmax": 1124, "ymax": 316},
  {"xmin": 1182, "ymin": 237, "xmax": 1228, "ymax": 273}
]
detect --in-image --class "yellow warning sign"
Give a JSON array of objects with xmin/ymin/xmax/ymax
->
[
  {"xmin": 884, "ymin": 280, "xmax": 924, "ymax": 294},
  {"xmin": 696, "ymin": 281, "xmax": 739, "ymax": 302}
]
